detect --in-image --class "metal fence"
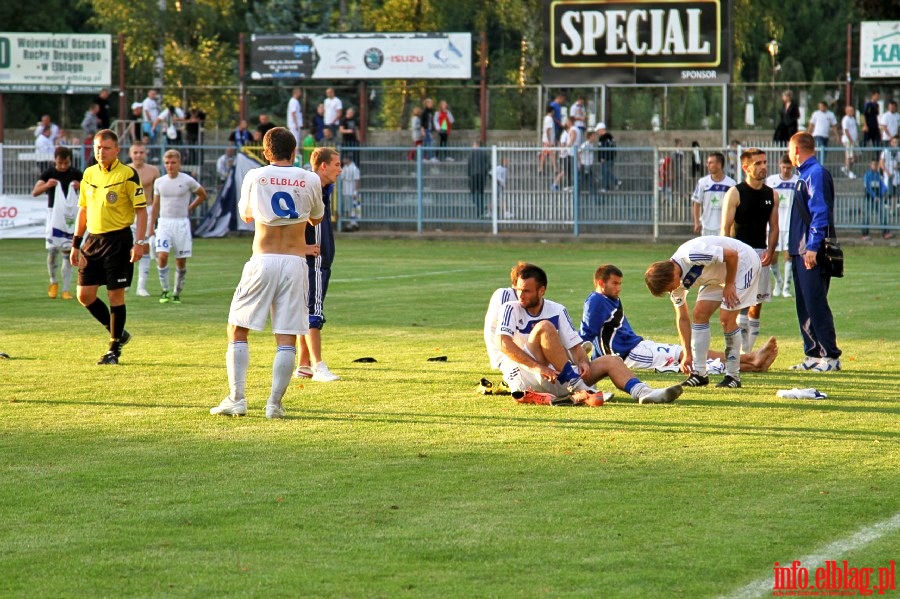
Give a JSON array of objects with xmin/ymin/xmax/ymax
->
[{"xmin": 2, "ymin": 142, "xmax": 896, "ymax": 239}]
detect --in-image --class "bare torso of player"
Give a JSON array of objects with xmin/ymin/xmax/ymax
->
[
  {"xmin": 130, "ymin": 163, "xmax": 161, "ymax": 207},
  {"xmin": 250, "ymin": 220, "xmax": 310, "ymax": 258}
]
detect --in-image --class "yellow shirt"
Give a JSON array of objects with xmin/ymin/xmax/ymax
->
[{"xmin": 79, "ymin": 159, "xmax": 145, "ymax": 234}]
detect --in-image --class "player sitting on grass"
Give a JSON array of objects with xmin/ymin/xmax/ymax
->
[
  {"xmin": 497, "ymin": 264, "xmax": 683, "ymax": 405},
  {"xmin": 581, "ymin": 264, "xmax": 778, "ymax": 374}
]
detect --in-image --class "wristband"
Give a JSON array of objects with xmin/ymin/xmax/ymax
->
[{"xmin": 73, "ymin": 236, "xmax": 83, "ymax": 249}]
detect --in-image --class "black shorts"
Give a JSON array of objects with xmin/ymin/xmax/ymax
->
[{"xmin": 78, "ymin": 227, "xmax": 134, "ymax": 290}]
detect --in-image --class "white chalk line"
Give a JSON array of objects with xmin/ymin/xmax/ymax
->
[
  {"xmin": 331, "ymin": 267, "xmax": 490, "ymax": 283},
  {"xmin": 722, "ymin": 511, "xmax": 900, "ymax": 599}
]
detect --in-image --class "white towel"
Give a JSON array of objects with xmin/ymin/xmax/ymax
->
[{"xmin": 776, "ymin": 388, "xmax": 828, "ymax": 399}]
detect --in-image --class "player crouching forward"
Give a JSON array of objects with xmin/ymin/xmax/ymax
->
[
  {"xmin": 210, "ymin": 127, "xmax": 325, "ymax": 419},
  {"xmin": 644, "ymin": 236, "xmax": 762, "ymax": 389},
  {"xmin": 498, "ymin": 264, "xmax": 683, "ymax": 405},
  {"xmin": 581, "ymin": 264, "xmax": 778, "ymax": 375}
]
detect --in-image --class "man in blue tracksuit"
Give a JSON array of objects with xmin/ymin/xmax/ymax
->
[
  {"xmin": 295, "ymin": 146, "xmax": 342, "ymax": 382},
  {"xmin": 787, "ymin": 132, "xmax": 842, "ymax": 372}
]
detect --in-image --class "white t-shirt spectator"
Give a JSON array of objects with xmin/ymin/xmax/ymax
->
[
  {"xmin": 324, "ymin": 96, "xmax": 343, "ymax": 127},
  {"xmin": 809, "ymin": 110, "xmax": 837, "ymax": 139}
]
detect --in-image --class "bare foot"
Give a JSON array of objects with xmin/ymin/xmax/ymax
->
[{"xmin": 753, "ymin": 336, "xmax": 778, "ymax": 371}]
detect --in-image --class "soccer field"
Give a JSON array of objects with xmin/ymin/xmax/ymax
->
[{"xmin": 1, "ymin": 236, "xmax": 898, "ymax": 597}]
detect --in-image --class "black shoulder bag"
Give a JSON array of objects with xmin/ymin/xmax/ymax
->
[{"xmin": 798, "ymin": 207, "xmax": 843, "ymax": 278}]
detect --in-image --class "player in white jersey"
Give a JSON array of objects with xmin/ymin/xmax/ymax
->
[
  {"xmin": 644, "ymin": 236, "xmax": 761, "ymax": 389},
  {"xmin": 497, "ymin": 264, "xmax": 683, "ymax": 405},
  {"xmin": 765, "ymin": 154, "xmax": 799, "ymax": 297},
  {"xmin": 692, "ymin": 152, "xmax": 737, "ymax": 236},
  {"xmin": 484, "ymin": 262, "xmax": 529, "ymax": 371},
  {"xmin": 211, "ymin": 127, "xmax": 325, "ymax": 419},
  {"xmin": 148, "ymin": 150, "xmax": 207, "ymax": 304}
]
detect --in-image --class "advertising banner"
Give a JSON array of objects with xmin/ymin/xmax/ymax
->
[
  {"xmin": 0, "ymin": 32, "xmax": 111, "ymax": 92},
  {"xmin": 0, "ymin": 196, "xmax": 47, "ymax": 239},
  {"xmin": 543, "ymin": 0, "xmax": 730, "ymax": 85},
  {"xmin": 860, "ymin": 21, "xmax": 900, "ymax": 79},
  {"xmin": 250, "ymin": 33, "xmax": 472, "ymax": 80}
]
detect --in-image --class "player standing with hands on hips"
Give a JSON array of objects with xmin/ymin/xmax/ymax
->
[
  {"xmin": 211, "ymin": 127, "xmax": 324, "ymax": 419},
  {"xmin": 70, "ymin": 130, "xmax": 147, "ymax": 365}
]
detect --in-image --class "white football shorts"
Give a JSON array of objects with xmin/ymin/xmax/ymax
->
[
  {"xmin": 696, "ymin": 251, "xmax": 762, "ymax": 311},
  {"xmin": 228, "ymin": 254, "xmax": 309, "ymax": 335},
  {"xmin": 155, "ymin": 217, "xmax": 192, "ymax": 259},
  {"xmin": 500, "ymin": 348, "xmax": 572, "ymax": 398}
]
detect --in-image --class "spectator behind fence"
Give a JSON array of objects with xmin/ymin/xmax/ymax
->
[
  {"xmin": 549, "ymin": 93, "xmax": 565, "ymax": 142},
  {"xmin": 312, "ymin": 103, "xmax": 326, "ymax": 142},
  {"xmin": 155, "ymin": 104, "xmax": 185, "ymax": 146},
  {"xmin": 539, "ymin": 105, "xmax": 557, "ymax": 176},
  {"xmin": 421, "ymin": 98, "xmax": 436, "ymax": 160},
  {"xmin": 691, "ymin": 141, "xmax": 703, "ymax": 178},
  {"xmin": 228, "ymin": 120, "xmax": 252, "ymax": 149},
  {"xmin": 409, "ymin": 106, "xmax": 424, "ymax": 160},
  {"xmin": 93, "ymin": 88, "xmax": 111, "ymax": 130},
  {"xmin": 80, "ymin": 103, "xmax": 101, "ymax": 165},
  {"xmin": 467, "ymin": 141, "xmax": 491, "ymax": 217},
  {"xmin": 862, "ymin": 91, "xmax": 881, "ymax": 149},
  {"xmin": 216, "ymin": 147, "xmax": 236, "ymax": 182},
  {"xmin": 33, "ymin": 115, "xmax": 60, "ymax": 144},
  {"xmin": 774, "ymin": 90, "xmax": 800, "ymax": 144},
  {"xmin": 340, "ymin": 154, "xmax": 361, "ymax": 232},
  {"xmin": 339, "ymin": 107, "xmax": 359, "ymax": 162},
  {"xmin": 597, "ymin": 122, "xmax": 621, "ymax": 192},
  {"xmin": 287, "ymin": 88, "xmax": 303, "ymax": 146},
  {"xmin": 142, "ymin": 89, "xmax": 161, "ymax": 142},
  {"xmin": 257, "ymin": 114, "xmax": 276, "ymax": 141},
  {"xmin": 863, "ymin": 159, "xmax": 889, "ymax": 240},
  {"xmin": 882, "ymin": 100, "xmax": 900, "ymax": 142},
  {"xmin": 435, "ymin": 100, "xmax": 454, "ymax": 155},
  {"xmin": 808, "ymin": 102, "xmax": 839, "ymax": 149},
  {"xmin": 880, "ymin": 136, "xmax": 899, "ymax": 208},
  {"xmin": 323, "ymin": 87, "xmax": 343, "ymax": 137},
  {"xmin": 841, "ymin": 106, "xmax": 859, "ymax": 178},
  {"xmin": 128, "ymin": 103, "xmax": 144, "ymax": 144}
]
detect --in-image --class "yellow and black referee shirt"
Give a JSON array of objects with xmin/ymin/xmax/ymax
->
[{"xmin": 79, "ymin": 159, "xmax": 146, "ymax": 234}]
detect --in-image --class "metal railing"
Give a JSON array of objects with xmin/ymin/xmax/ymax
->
[{"xmin": 2, "ymin": 142, "xmax": 896, "ymax": 238}]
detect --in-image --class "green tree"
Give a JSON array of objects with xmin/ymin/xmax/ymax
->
[{"xmin": 82, "ymin": 0, "xmax": 244, "ymax": 122}]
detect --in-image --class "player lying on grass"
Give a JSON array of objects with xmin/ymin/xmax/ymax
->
[
  {"xmin": 496, "ymin": 264, "xmax": 683, "ymax": 405},
  {"xmin": 581, "ymin": 264, "xmax": 778, "ymax": 374}
]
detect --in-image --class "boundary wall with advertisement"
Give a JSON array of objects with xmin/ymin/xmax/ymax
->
[{"xmin": 250, "ymin": 33, "xmax": 472, "ymax": 81}]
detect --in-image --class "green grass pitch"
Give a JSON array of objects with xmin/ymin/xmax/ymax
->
[{"xmin": 1, "ymin": 237, "xmax": 898, "ymax": 597}]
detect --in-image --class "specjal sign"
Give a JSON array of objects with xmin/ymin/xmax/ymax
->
[{"xmin": 543, "ymin": 0, "xmax": 730, "ymax": 85}]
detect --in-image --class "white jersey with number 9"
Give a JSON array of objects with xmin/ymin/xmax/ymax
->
[{"xmin": 238, "ymin": 164, "xmax": 324, "ymax": 226}]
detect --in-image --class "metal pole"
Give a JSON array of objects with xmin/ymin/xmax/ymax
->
[
  {"xmin": 721, "ymin": 83, "xmax": 728, "ymax": 147},
  {"xmin": 416, "ymin": 144, "xmax": 423, "ymax": 235},
  {"xmin": 653, "ymin": 147, "xmax": 660, "ymax": 240},
  {"xmin": 479, "ymin": 31, "xmax": 487, "ymax": 144},
  {"xmin": 359, "ymin": 81, "xmax": 367, "ymax": 144},
  {"xmin": 238, "ymin": 33, "xmax": 247, "ymax": 122},
  {"xmin": 118, "ymin": 34, "xmax": 127, "ymax": 122},
  {"xmin": 845, "ymin": 22, "xmax": 852, "ymax": 108},
  {"xmin": 491, "ymin": 145, "xmax": 498, "ymax": 235}
]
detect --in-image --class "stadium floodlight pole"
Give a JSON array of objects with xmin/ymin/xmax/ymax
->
[{"xmin": 767, "ymin": 39, "xmax": 779, "ymax": 117}]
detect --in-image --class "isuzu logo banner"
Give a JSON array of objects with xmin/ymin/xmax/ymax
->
[
  {"xmin": 543, "ymin": 0, "xmax": 730, "ymax": 85},
  {"xmin": 251, "ymin": 33, "xmax": 472, "ymax": 81}
]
